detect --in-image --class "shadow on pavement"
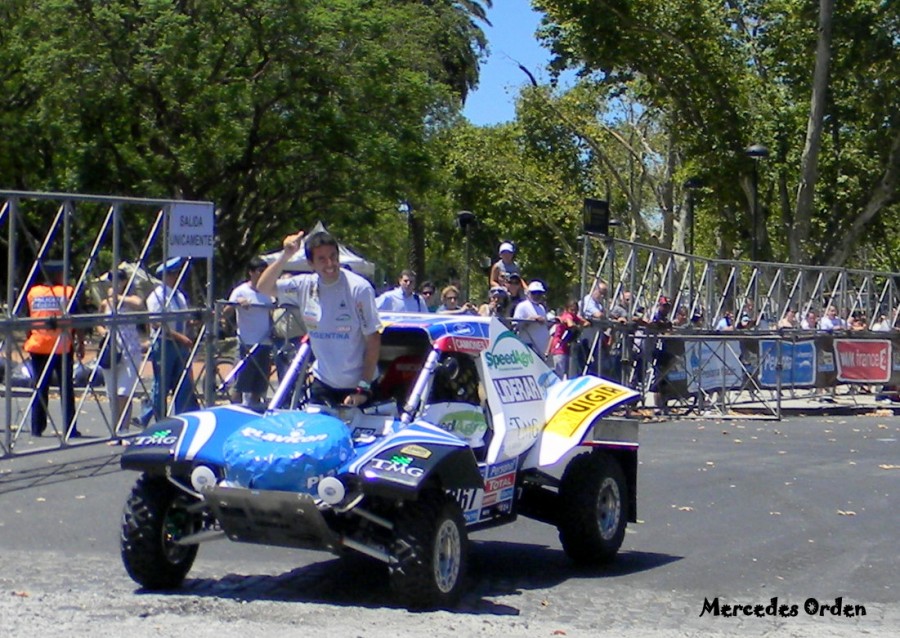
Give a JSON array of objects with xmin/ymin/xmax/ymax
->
[
  {"xmin": 0, "ymin": 451, "xmax": 121, "ymax": 495},
  {"xmin": 137, "ymin": 540, "xmax": 681, "ymax": 615}
]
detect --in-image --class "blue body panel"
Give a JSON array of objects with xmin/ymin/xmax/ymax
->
[{"xmin": 379, "ymin": 313, "xmax": 491, "ymax": 344}]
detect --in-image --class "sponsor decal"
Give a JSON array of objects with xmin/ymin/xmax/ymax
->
[
  {"xmin": 454, "ymin": 488, "xmax": 477, "ymax": 510},
  {"xmin": 400, "ymin": 444, "xmax": 432, "ymax": 459},
  {"xmin": 485, "ymin": 332, "xmax": 535, "ymax": 370},
  {"xmin": 537, "ymin": 370, "xmax": 560, "ymax": 389},
  {"xmin": 685, "ymin": 341, "xmax": 743, "ymax": 391},
  {"xmin": 448, "ymin": 322, "xmax": 474, "ymax": 336},
  {"xmin": 482, "ymin": 486, "xmax": 515, "ymax": 507},
  {"xmin": 493, "ymin": 375, "xmax": 543, "ymax": 403},
  {"xmin": 448, "ymin": 336, "xmax": 489, "ymax": 354},
  {"xmin": 484, "ymin": 471, "xmax": 515, "ymax": 494},
  {"xmin": 545, "ymin": 383, "xmax": 631, "ymax": 438},
  {"xmin": 759, "ymin": 340, "xmax": 816, "ymax": 387},
  {"xmin": 240, "ymin": 426, "xmax": 328, "ymax": 445},
  {"xmin": 834, "ymin": 340, "xmax": 891, "ymax": 383},
  {"xmin": 486, "ymin": 458, "xmax": 517, "ymax": 478},
  {"xmin": 438, "ymin": 410, "xmax": 488, "ymax": 439},
  {"xmin": 369, "ymin": 457, "xmax": 424, "ymax": 477},
  {"xmin": 480, "ymin": 500, "xmax": 512, "ymax": 519},
  {"xmin": 818, "ymin": 351, "xmax": 835, "ymax": 373},
  {"xmin": 134, "ymin": 429, "xmax": 178, "ymax": 446},
  {"xmin": 508, "ymin": 416, "xmax": 541, "ymax": 441}
]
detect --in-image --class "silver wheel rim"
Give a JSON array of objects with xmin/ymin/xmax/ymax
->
[
  {"xmin": 597, "ymin": 476, "xmax": 622, "ymax": 541},
  {"xmin": 433, "ymin": 518, "xmax": 462, "ymax": 593}
]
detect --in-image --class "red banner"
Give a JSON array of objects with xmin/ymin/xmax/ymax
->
[{"xmin": 834, "ymin": 339, "xmax": 892, "ymax": 383}]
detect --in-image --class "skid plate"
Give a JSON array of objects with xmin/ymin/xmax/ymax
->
[{"xmin": 205, "ymin": 485, "xmax": 341, "ymax": 552}]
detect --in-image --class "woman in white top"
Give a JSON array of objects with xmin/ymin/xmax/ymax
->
[{"xmin": 99, "ymin": 270, "xmax": 145, "ymax": 432}]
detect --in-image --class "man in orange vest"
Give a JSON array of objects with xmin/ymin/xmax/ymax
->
[{"xmin": 24, "ymin": 260, "xmax": 85, "ymax": 437}]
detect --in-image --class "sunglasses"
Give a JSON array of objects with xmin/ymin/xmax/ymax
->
[{"xmin": 422, "ymin": 290, "xmax": 434, "ymax": 295}]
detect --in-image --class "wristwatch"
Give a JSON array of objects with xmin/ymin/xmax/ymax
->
[{"xmin": 356, "ymin": 379, "xmax": 372, "ymax": 395}]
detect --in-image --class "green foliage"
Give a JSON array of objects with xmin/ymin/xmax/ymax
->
[
  {"xmin": 0, "ymin": 0, "xmax": 489, "ymax": 291},
  {"xmin": 535, "ymin": 0, "xmax": 900, "ymax": 266}
]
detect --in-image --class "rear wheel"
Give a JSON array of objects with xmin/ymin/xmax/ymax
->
[
  {"xmin": 389, "ymin": 492, "xmax": 468, "ymax": 609},
  {"xmin": 557, "ymin": 451, "xmax": 628, "ymax": 565},
  {"xmin": 121, "ymin": 474, "xmax": 200, "ymax": 589}
]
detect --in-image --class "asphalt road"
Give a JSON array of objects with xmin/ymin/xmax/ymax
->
[{"xmin": 0, "ymin": 413, "xmax": 897, "ymax": 637}]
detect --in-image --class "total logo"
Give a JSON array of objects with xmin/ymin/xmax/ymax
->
[{"xmin": 485, "ymin": 332, "xmax": 535, "ymax": 370}]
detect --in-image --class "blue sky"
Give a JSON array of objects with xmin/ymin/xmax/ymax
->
[{"xmin": 462, "ymin": 2, "xmax": 557, "ymax": 126}]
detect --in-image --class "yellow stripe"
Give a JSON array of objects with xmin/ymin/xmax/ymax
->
[{"xmin": 545, "ymin": 384, "xmax": 631, "ymax": 438}]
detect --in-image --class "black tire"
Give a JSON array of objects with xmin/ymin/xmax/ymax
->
[
  {"xmin": 121, "ymin": 474, "xmax": 200, "ymax": 590},
  {"xmin": 389, "ymin": 493, "xmax": 468, "ymax": 609},
  {"xmin": 557, "ymin": 450, "xmax": 628, "ymax": 566}
]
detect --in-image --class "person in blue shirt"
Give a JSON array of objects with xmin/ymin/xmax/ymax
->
[{"xmin": 375, "ymin": 270, "xmax": 429, "ymax": 313}]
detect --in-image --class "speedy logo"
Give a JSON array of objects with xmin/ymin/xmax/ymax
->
[
  {"xmin": 485, "ymin": 332, "xmax": 535, "ymax": 370},
  {"xmin": 546, "ymin": 383, "xmax": 632, "ymax": 438}
]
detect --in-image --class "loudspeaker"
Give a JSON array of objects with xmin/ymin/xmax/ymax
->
[{"xmin": 583, "ymin": 198, "xmax": 609, "ymax": 236}]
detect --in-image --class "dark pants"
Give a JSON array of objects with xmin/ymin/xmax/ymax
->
[
  {"xmin": 273, "ymin": 336, "xmax": 302, "ymax": 381},
  {"xmin": 141, "ymin": 340, "xmax": 199, "ymax": 424},
  {"xmin": 29, "ymin": 351, "xmax": 76, "ymax": 436},
  {"xmin": 235, "ymin": 343, "xmax": 273, "ymax": 396}
]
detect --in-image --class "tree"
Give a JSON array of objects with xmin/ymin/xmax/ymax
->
[
  {"xmin": 0, "ymin": 0, "xmax": 490, "ymax": 289},
  {"xmin": 535, "ymin": 0, "xmax": 900, "ymax": 268}
]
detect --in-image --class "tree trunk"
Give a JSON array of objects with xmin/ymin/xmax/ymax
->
[
  {"xmin": 792, "ymin": 0, "xmax": 834, "ymax": 264},
  {"xmin": 823, "ymin": 128, "xmax": 900, "ymax": 267}
]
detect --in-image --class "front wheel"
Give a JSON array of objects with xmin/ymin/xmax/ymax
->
[
  {"xmin": 121, "ymin": 474, "xmax": 200, "ymax": 589},
  {"xmin": 389, "ymin": 493, "xmax": 468, "ymax": 609},
  {"xmin": 557, "ymin": 451, "xmax": 628, "ymax": 566}
]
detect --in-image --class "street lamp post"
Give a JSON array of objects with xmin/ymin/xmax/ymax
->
[
  {"xmin": 683, "ymin": 177, "xmax": 702, "ymax": 310},
  {"xmin": 683, "ymin": 177, "xmax": 703, "ymax": 256},
  {"xmin": 745, "ymin": 144, "xmax": 769, "ymax": 262},
  {"xmin": 456, "ymin": 210, "xmax": 477, "ymax": 302}
]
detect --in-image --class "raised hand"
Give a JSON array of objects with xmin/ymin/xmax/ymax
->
[{"xmin": 282, "ymin": 230, "xmax": 305, "ymax": 258}]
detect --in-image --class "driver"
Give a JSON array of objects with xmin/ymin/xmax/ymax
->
[{"xmin": 257, "ymin": 230, "xmax": 381, "ymax": 408}]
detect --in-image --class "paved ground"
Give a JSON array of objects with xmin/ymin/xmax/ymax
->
[{"xmin": 0, "ymin": 413, "xmax": 898, "ymax": 637}]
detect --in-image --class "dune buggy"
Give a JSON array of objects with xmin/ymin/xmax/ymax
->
[{"xmin": 119, "ymin": 314, "xmax": 640, "ymax": 608}]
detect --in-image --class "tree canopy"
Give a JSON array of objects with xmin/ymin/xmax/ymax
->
[
  {"xmin": 535, "ymin": 0, "xmax": 900, "ymax": 268},
  {"xmin": 0, "ymin": 0, "xmax": 490, "ymax": 287}
]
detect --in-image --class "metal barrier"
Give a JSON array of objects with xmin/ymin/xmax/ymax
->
[
  {"xmin": 588, "ymin": 235, "xmax": 900, "ymax": 331},
  {"xmin": 1, "ymin": 190, "xmax": 216, "ymax": 457},
  {"xmin": 583, "ymin": 321, "xmax": 900, "ymax": 419}
]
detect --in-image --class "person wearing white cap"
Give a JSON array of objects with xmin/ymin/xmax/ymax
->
[
  {"xmin": 489, "ymin": 241, "xmax": 522, "ymax": 288},
  {"xmin": 513, "ymin": 280, "xmax": 551, "ymax": 359},
  {"xmin": 139, "ymin": 256, "xmax": 198, "ymax": 425}
]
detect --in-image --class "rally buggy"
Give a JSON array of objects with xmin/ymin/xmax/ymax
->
[{"xmin": 119, "ymin": 314, "xmax": 640, "ymax": 608}]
